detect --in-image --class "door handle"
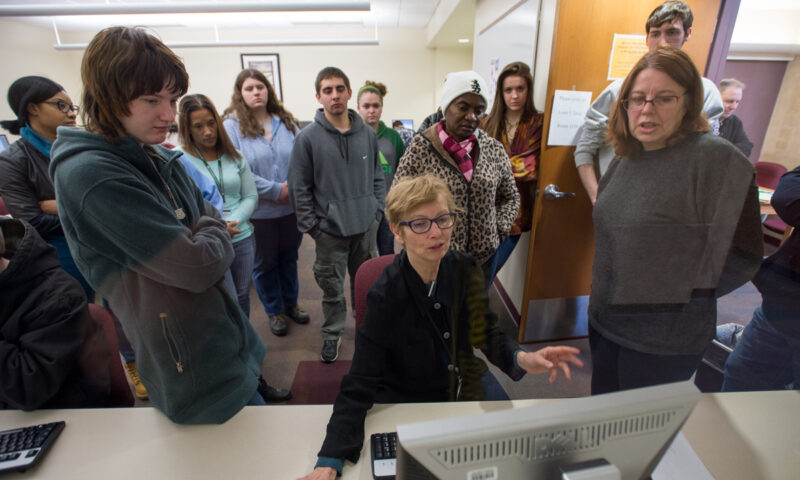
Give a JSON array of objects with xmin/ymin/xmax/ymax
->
[{"xmin": 543, "ymin": 184, "xmax": 576, "ymax": 201}]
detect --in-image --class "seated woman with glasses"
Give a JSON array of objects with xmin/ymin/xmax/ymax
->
[
  {"xmin": 0, "ymin": 75, "xmax": 92, "ymax": 299},
  {"xmin": 589, "ymin": 46, "xmax": 763, "ymax": 395},
  {"xmin": 299, "ymin": 175, "xmax": 583, "ymax": 480}
]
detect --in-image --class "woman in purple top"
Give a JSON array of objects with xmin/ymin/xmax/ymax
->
[{"xmin": 223, "ymin": 69, "xmax": 309, "ymax": 337}]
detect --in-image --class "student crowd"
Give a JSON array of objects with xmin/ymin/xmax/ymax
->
[{"xmin": 0, "ymin": 2, "xmax": 796, "ymax": 479}]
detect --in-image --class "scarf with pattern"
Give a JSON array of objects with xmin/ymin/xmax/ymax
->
[{"xmin": 438, "ymin": 121, "xmax": 476, "ymax": 182}]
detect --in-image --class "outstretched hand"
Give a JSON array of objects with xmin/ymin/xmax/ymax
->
[
  {"xmin": 516, "ymin": 346, "xmax": 584, "ymax": 382},
  {"xmin": 297, "ymin": 466, "xmax": 337, "ymax": 480}
]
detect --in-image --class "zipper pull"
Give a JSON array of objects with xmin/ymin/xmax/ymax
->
[{"xmin": 176, "ymin": 362, "xmax": 184, "ymax": 373}]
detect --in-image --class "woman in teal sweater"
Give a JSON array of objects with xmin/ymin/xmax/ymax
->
[{"xmin": 177, "ymin": 94, "xmax": 257, "ymax": 317}]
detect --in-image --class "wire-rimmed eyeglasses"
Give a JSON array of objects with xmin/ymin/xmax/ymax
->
[
  {"xmin": 621, "ymin": 94, "xmax": 684, "ymax": 112},
  {"xmin": 399, "ymin": 213, "xmax": 457, "ymax": 234},
  {"xmin": 43, "ymin": 100, "xmax": 80, "ymax": 114}
]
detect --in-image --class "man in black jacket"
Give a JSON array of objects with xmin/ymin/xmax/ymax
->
[{"xmin": 0, "ymin": 217, "xmax": 110, "ymax": 410}]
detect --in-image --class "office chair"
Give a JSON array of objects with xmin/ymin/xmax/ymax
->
[
  {"xmin": 754, "ymin": 161, "xmax": 786, "ymax": 189},
  {"xmin": 755, "ymin": 162, "xmax": 789, "ymax": 247},
  {"xmin": 354, "ymin": 254, "xmax": 396, "ymax": 328},
  {"xmin": 88, "ymin": 303, "xmax": 135, "ymax": 407}
]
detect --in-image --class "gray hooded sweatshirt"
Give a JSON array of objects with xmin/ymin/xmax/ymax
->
[{"xmin": 288, "ymin": 108, "xmax": 384, "ymax": 238}]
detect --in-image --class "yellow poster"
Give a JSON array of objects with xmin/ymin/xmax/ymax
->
[{"xmin": 607, "ymin": 34, "xmax": 648, "ymax": 80}]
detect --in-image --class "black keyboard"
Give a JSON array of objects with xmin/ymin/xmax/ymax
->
[
  {"xmin": 0, "ymin": 421, "xmax": 65, "ymax": 473},
  {"xmin": 370, "ymin": 431, "xmax": 397, "ymax": 479}
]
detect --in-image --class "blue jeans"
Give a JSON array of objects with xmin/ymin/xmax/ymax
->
[
  {"xmin": 376, "ymin": 217, "xmax": 394, "ymax": 256},
  {"xmin": 589, "ymin": 324, "xmax": 704, "ymax": 394},
  {"xmin": 722, "ymin": 306, "xmax": 800, "ymax": 391},
  {"xmin": 48, "ymin": 235, "xmax": 95, "ymax": 302},
  {"xmin": 493, "ymin": 234, "xmax": 521, "ymax": 276},
  {"xmin": 247, "ymin": 390, "xmax": 266, "ymax": 406},
  {"xmin": 251, "ymin": 215, "xmax": 303, "ymax": 316},
  {"xmin": 230, "ymin": 235, "xmax": 256, "ymax": 318},
  {"xmin": 102, "ymin": 298, "xmax": 135, "ymax": 363}
]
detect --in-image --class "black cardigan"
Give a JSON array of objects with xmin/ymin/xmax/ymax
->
[{"xmin": 318, "ymin": 250, "xmax": 525, "ymax": 463}]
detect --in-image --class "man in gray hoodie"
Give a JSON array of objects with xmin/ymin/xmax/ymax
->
[{"xmin": 288, "ymin": 67, "xmax": 384, "ymax": 363}]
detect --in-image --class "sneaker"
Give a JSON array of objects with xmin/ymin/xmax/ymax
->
[
  {"xmin": 321, "ymin": 337, "xmax": 342, "ymax": 363},
  {"xmin": 269, "ymin": 314, "xmax": 288, "ymax": 336},
  {"xmin": 257, "ymin": 376, "xmax": 292, "ymax": 403},
  {"xmin": 124, "ymin": 361, "xmax": 148, "ymax": 400},
  {"xmin": 284, "ymin": 305, "xmax": 310, "ymax": 324}
]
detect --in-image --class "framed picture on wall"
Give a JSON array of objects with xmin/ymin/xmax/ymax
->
[{"xmin": 240, "ymin": 53, "xmax": 283, "ymax": 101}]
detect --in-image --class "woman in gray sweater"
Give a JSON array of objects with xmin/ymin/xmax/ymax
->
[{"xmin": 589, "ymin": 46, "xmax": 763, "ymax": 394}]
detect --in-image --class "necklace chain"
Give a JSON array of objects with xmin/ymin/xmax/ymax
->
[{"xmin": 145, "ymin": 148, "xmax": 186, "ymax": 220}]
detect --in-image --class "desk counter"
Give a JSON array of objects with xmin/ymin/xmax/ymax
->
[{"xmin": 1, "ymin": 391, "xmax": 798, "ymax": 479}]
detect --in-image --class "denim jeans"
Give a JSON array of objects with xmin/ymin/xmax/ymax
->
[
  {"xmin": 102, "ymin": 298, "xmax": 135, "ymax": 363},
  {"xmin": 246, "ymin": 390, "xmax": 266, "ymax": 406},
  {"xmin": 589, "ymin": 324, "xmax": 704, "ymax": 394},
  {"xmin": 479, "ymin": 235, "xmax": 520, "ymax": 290},
  {"xmin": 251, "ymin": 214, "xmax": 303, "ymax": 316},
  {"xmin": 376, "ymin": 217, "xmax": 395, "ymax": 256},
  {"xmin": 492, "ymin": 234, "xmax": 521, "ymax": 276},
  {"xmin": 230, "ymin": 234, "xmax": 256, "ymax": 318},
  {"xmin": 722, "ymin": 306, "xmax": 800, "ymax": 391}
]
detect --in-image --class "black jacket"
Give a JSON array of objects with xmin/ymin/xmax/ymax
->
[
  {"xmin": 719, "ymin": 114, "xmax": 754, "ymax": 158},
  {"xmin": 0, "ymin": 218, "xmax": 110, "ymax": 410},
  {"xmin": 0, "ymin": 138, "xmax": 63, "ymax": 240},
  {"xmin": 318, "ymin": 250, "xmax": 524, "ymax": 463},
  {"xmin": 753, "ymin": 166, "xmax": 800, "ymax": 337}
]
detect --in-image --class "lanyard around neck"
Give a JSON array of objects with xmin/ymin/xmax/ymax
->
[{"xmin": 192, "ymin": 144, "xmax": 225, "ymax": 203}]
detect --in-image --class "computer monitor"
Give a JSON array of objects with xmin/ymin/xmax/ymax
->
[
  {"xmin": 396, "ymin": 381, "xmax": 700, "ymax": 480},
  {"xmin": 0, "ymin": 134, "xmax": 9, "ymax": 152}
]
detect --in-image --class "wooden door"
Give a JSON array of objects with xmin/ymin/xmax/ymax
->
[{"xmin": 519, "ymin": 0, "xmax": 721, "ymax": 342}]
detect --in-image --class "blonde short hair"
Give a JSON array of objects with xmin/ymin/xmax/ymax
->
[{"xmin": 386, "ymin": 175, "xmax": 458, "ymax": 224}]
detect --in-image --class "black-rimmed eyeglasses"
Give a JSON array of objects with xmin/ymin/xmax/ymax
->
[
  {"xmin": 399, "ymin": 213, "xmax": 457, "ymax": 234},
  {"xmin": 621, "ymin": 94, "xmax": 683, "ymax": 111},
  {"xmin": 43, "ymin": 100, "xmax": 79, "ymax": 114}
]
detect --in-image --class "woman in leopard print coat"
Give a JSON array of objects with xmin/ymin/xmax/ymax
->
[{"xmin": 393, "ymin": 71, "xmax": 519, "ymax": 283}]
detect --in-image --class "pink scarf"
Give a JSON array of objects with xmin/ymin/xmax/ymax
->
[{"xmin": 437, "ymin": 121, "xmax": 476, "ymax": 182}]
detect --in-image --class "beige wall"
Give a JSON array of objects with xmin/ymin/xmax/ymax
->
[
  {"xmin": 760, "ymin": 55, "xmax": 800, "ymax": 170},
  {"xmin": 0, "ymin": 20, "xmax": 472, "ymax": 137}
]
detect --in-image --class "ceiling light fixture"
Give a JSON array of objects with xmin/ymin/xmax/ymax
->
[{"xmin": 0, "ymin": 1, "xmax": 371, "ymax": 16}]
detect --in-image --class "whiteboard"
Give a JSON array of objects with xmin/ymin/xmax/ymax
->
[{"xmin": 473, "ymin": 0, "xmax": 541, "ymax": 112}]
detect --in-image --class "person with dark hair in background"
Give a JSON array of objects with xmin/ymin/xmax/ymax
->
[
  {"xmin": 357, "ymin": 80, "xmax": 405, "ymax": 256},
  {"xmin": 288, "ymin": 66, "xmax": 384, "ymax": 363},
  {"xmin": 392, "ymin": 119, "xmax": 414, "ymax": 148},
  {"xmin": 223, "ymin": 69, "xmax": 308, "ymax": 340},
  {"xmin": 718, "ymin": 78, "xmax": 753, "ymax": 157},
  {"xmin": 590, "ymin": 46, "xmax": 763, "ymax": 394},
  {"xmin": 723, "ymin": 165, "xmax": 800, "ymax": 391},
  {"xmin": 1, "ymin": 217, "xmax": 111, "ymax": 410},
  {"xmin": 50, "ymin": 26, "xmax": 286, "ymax": 423},
  {"xmin": 482, "ymin": 61, "xmax": 544, "ymax": 273},
  {"xmin": 574, "ymin": 0, "xmax": 724, "ymax": 205},
  {"xmin": 0, "ymin": 75, "xmax": 93, "ymax": 299},
  {"xmin": 178, "ymin": 93, "xmax": 258, "ymax": 318}
]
